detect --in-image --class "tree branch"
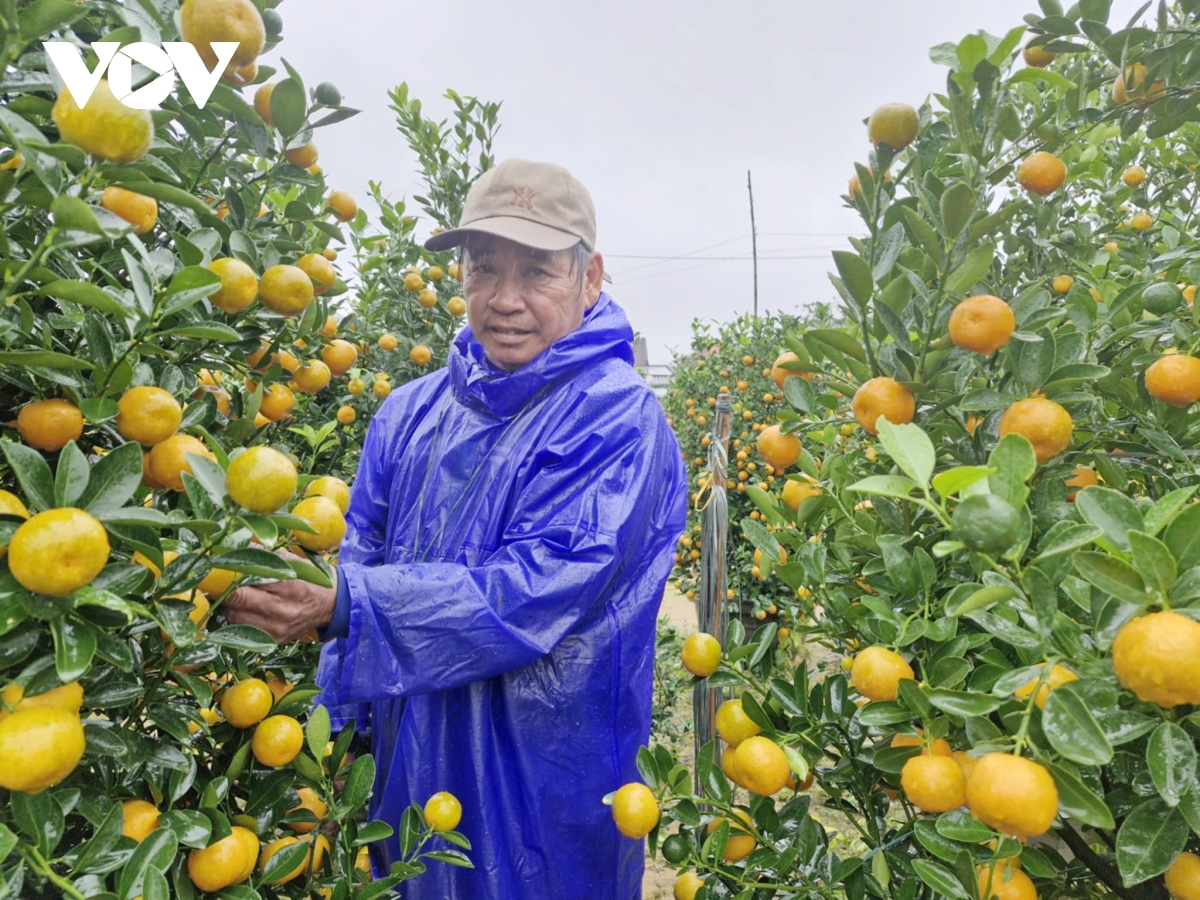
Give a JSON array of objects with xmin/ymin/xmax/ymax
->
[{"xmin": 1058, "ymin": 823, "xmax": 1165, "ymax": 900}]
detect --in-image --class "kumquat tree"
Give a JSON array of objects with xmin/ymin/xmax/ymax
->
[
  {"xmin": 614, "ymin": 2, "xmax": 1200, "ymax": 900},
  {"xmin": 663, "ymin": 309, "xmax": 838, "ymax": 633},
  {"xmin": 0, "ymin": 0, "xmax": 477, "ymax": 896}
]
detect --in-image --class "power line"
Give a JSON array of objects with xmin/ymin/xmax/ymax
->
[
  {"xmin": 607, "ymin": 250, "xmax": 841, "ymax": 261},
  {"xmin": 616, "ymin": 253, "xmax": 833, "ymax": 286},
  {"xmin": 608, "ymin": 233, "xmax": 751, "ymax": 277},
  {"xmin": 758, "ymin": 234, "xmax": 864, "ymax": 241},
  {"xmin": 609, "ymin": 254, "xmax": 835, "ymax": 260},
  {"xmin": 605, "ymin": 231, "xmax": 856, "ymax": 277},
  {"xmin": 617, "ymin": 258, "xmax": 734, "ymax": 286}
]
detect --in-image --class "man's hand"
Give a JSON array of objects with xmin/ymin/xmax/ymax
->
[{"xmin": 223, "ymin": 550, "xmax": 338, "ymax": 643}]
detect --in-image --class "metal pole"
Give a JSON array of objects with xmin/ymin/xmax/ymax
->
[
  {"xmin": 693, "ymin": 393, "xmax": 732, "ymax": 794},
  {"xmin": 748, "ymin": 170, "xmax": 758, "ymax": 317}
]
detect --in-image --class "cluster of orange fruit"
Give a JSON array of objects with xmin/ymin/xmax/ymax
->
[
  {"xmin": 848, "ymin": 646, "xmax": 1056, "ymax": 900},
  {"xmin": 847, "ymin": 614, "xmax": 1200, "ymax": 900},
  {"xmin": 609, "ymin": 632, "xmax": 809, "ymax": 886},
  {"xmin": 0, "ymin": 447, "xmax": 354, "ymax": 892},
  {"xmin": 51, "ymin": 0, "xmax": 357, "ymax": 253}
]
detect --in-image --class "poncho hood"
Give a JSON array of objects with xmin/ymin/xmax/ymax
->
[{"xmin": 448, "ymin": 291, "xmax": 634, "ymax": 418}]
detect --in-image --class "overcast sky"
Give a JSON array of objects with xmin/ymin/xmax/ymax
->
[{"xmin": 268, "ymin": 0, "xmax": 1145, "ymax": 366}]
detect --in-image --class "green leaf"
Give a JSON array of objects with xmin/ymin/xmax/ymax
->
[
  {"xmin": 1128, "ymin": 530, "xmax": 1177, "ymax": 596},
  {"xmin": 10, "ymin": 790, "xmax": 61, "ymax": 855},
  {"xmin": 80, "ymin": 441, "xmax": 144, "ymax": 515},
  {"xmin": 95, "ymin": 507, "xmax": 170, "ymax": 528},
  {"xmin": 876, "ymin": 419, "xmax": 935, "ymax": 487},
  {"xmin": 987, "ymin": 435, "xmax": 1037, "ymax": 507},
  {"xmin": 0, "ymin": 350, "xmax": 95, "ymax": 370},
  {"xmin": 424, "ymin": 850, "xmax": 473, "ymax": 868},
  {"xmin": 963, "ymin": 609, "xmax": 1041, "ymax": 648},
  {"xmin": 306, "ymin": 704, "xmax": 332, "ymax": 762},
  {"xmin": 807, "ymin": 328, "xmax": 867, "ymax": 363},
  {"xmin": 340, "ymin": 753, "xmax": 376, "ymax": 816},
  {"xmin": 1073, "ymin": 552, "xmax": 1147, "ymax": 605},
  {"xmin": 914, "ymin": 818, "xmax": 962, "ymax": 863},
  {"xmin": 1031, "ymin": 523, "xmax": 1103, "ymax": 564},
  {"xmin": 1023, "ymin": 565, "xmax": 1058, "ymax": 643},
  {"xmin": 957, "ymin": 33, "xmax": 988, "ymax": 71},
  {"xmin": 847, "ymin": 475, "xmax": 919, "ymax": 499},
  {"xmin": 959, "ymin": 389, "xmax": 1011, "ymax": 412},
  {"xmin": 989, "ymin": 24, "xmax": 1027, "ymax": 63},
  {"xmin": 139, "ymin": 868, "xmax": 169, "ymax": 900},
  {"xmin": 936, "ymin": 810, "xmax": 995, "ymax": 843},
  {"xmin": 1165, "ymin": 504, "xmax": 1200, "ymax": 570},
  {"xmin": 1009, "ymin": 62, "xmax": 1077, "ymax": 87},
  {"xmin": 1171, "ymin": 568, "xmax": 1200, "ymax": 605},
  {"xmin": 1144, "ymin": 487, "xmax": 1197, "ymax": 537},
  {"xmin": 53, "ymin": 440, "xmax": 89, "ymax": 508},
  {"xmin": 857, "ymin": 701, "xmax": 912, "ymax": 727},
  {"xmin": 2, "ymin": 440, "xmax": 55, "ymax": 511},
  {"xmin": 925, "ymin": 688, "xmax": 1002, "ymax": 717},
  {"xmin": 932, "ymin": 466, "xmax": 994, "ymax": 499},
  {"xmin": 18, "ymin": 0, "xmax": 90, "ymax": 40},
  {"xmin": 1043, "ymin": 684, "xmax": 1113, "ymax": 766},
  {"xmin": 160, "ymin": 324, "xmax": 243, "ymax": 342},
  {"xmin": 1046, "ymin": 762, "xmax": 1114, "ymax": 830},
  {"xmin": 260, "ymin": 840, "xmax": 310, "ymax": 885},
  {"xmin": 73, "ymin": 587, "xmax": 136, "ymax": 621},
  {"xmin": 71, "ymin": 803, "xmax": 123, "ymax": 873},
  {"xmin": 782, "ymin": 372, "xmax": 817, "ymax": 413},
  {"xmin": 832, "ymin": 251, "xmax": 874, "ymax": 306},
  {"xmin": 1147, "ymin": 723, "xmax": 1196, "ymax": 808},
  {"xmin": 160, "ymin": 265, "xmax": 221, "ymax": 316},
  {"xmin": 944, "ymin": 242, "xmax": 995, "ymax": 294},
  {"xmin": 1179, "ymin": 792, "xmax": 1200, "ymax": 838},
  {"xmin": 290, "ymin": 751, "xmax": 323, "ymax": 783},
  {"xmin": 945, "ymin": 584, "xmax": 1019, "ymax": 617},
  {"xmin": 50, "ymin": 195, "xmax": 106, "ymax": 235},
  {"xmin": 211, "ymin": 548, "xmax": 296, "ymax": 580},
  {"xmin": 939, "ymin": 182, "xmax": 976, "ymax": 240},
  {"xmin": 1075, "ymin": 487, "xmax": 1144, "ymax": 556},
  {"xmin": 270, "ymin": 78, "xmax": 308, "ymax": 136},
  {"xmin": 152, "ymin": 601, "xmax": 196, "ymax": 652},
  {"xmin": 51, "ymin": 617, "xmax": 97, "ymax": 681},
  {"xmin": 355, "ymin": 820, "xmax": 396, "ymax": 845},
  {"xmin": 1011, "ymin": 331, "xmax": 1056, "ymax": 393},
  {"xmin": 911, "ymin": 859, "xmax": 969, "ymax": 900},
  {"xmin": 40, "ymin": 280, "xmax": 131, "ymax": 318},
  {"xmin": 205, "ymin": 626, "xmax": 276, "ymax": 653},
  {"xmin": 1116, "ymin": 800, "xmax": 1189, "ymax": 886},
  {"xmin": 900, "ymin": 206, "xmax": 941, "ymax": 261},
  {"xmin": 741, "ymin": 518, "xmax": 782, "ymax": 563},
  {"xmin": 116, "ymin": 828, "xmax": 177, "ymax": 900},
  {"xmin": 966, "ymin": 201, "xmax": 1022, "ymax": 247},
  {"xmin": 183, "ymin": 454, "xmax": 228, "ymax": 509}
]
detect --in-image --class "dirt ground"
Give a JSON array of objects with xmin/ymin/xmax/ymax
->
[
  {"xmin": 658, "ymin": 584, "xmax": 697, "ymax": 634},
  {"xmin": 643, "ymin": 587, "xmax": 697, "ymax": 899}
]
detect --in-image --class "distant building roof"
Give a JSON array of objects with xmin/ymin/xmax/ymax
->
[{"xmin": 638, "ymin": 364, "xmax": 671, "ymax": 398}]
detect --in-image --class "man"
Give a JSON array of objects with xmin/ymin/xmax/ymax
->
[{"xmin": 225, "ymin": 158, "xmax": 688, "ymax": 899}]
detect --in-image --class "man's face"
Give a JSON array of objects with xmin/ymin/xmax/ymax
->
[{"xmin": 462, "ymin": 233, "xmax": 604, "ymax": 371}]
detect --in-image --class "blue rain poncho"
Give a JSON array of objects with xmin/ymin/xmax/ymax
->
[{"xmin": 316, "ymin": 293, "xmax": 688, "ymax": 899}]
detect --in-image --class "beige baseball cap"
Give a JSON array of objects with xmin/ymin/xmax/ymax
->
[{"xmin": 424, "ymin": 158, "xmax": 598, "ymax": 255}]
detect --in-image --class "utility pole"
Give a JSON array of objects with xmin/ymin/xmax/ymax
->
[{"xmin": 747, "ymin": 170, "xmax": 758, "ymax": 317}]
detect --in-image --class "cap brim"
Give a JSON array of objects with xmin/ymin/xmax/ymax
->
[
  {"xmin": 425, "ymin": 216, "xmax": 612, "ymax": 283},
  {"xmin": 424, "ymin": 216, "xmax": 582, "ymax": 253}
]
